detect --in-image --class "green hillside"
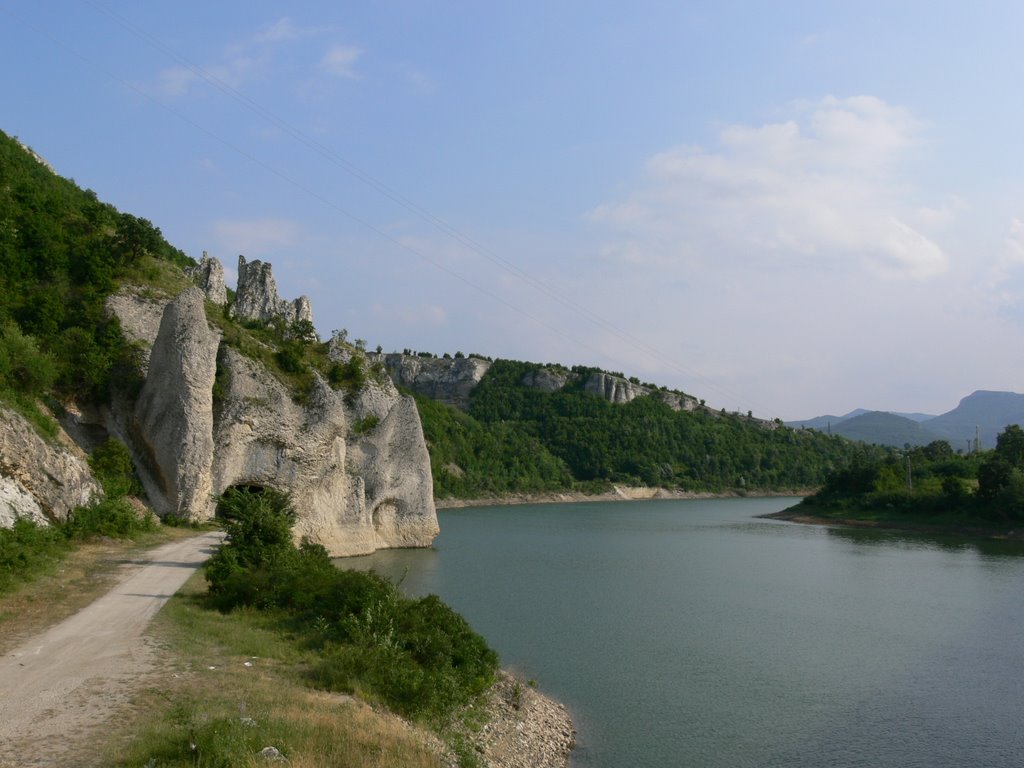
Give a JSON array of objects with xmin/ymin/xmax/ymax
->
[
  {"xmin": 832, "ymin": 411, "xmax": 940, "ymax": 447},
  {"xmin": 419, "ymin": 359, "xmax": 883, "ymax": 499},
  {"xmin": 0, "ymin": 131, "xmax": 191, "ymax": 425}
]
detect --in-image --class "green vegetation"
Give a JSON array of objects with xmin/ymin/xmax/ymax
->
[
  {"xmin": 418, "ymin": 359, "xmax": 881, "ymax": 498},
  {"xmin": 798, "ymin": 426, "xmax": 1024, "ymax": 525},
  {"xmin": 205, "ymin": 488, "xmax": 498, "ymax": 725},
  {"xmin": 0, "ymin": 471, "xmax": 156, "ymax": 597},
  {"xmin": 0, "ymin": 131, "xmax": 189, "ymax": 407},
  {"xmin": 111, "ymin": 572, "xmax": 447, "ymax": 768}
]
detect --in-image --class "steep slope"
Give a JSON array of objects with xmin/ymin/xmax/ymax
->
[
  {"xmin": 413, "ymin": 359, "xmax": 880, "ymax": 498},
  {"xmin": 0, "ymin": 129, "xmax": 437, "ymax": 555},
  {"xmin": 923, "ymin": 391, "xmax": 1024, "ymax": 450},
  {"xmin": 104, "ymin": 260, "xmax": 438, "ymax": 556}
]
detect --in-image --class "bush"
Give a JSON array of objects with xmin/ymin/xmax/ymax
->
[
  {"xmin": 0, "ymin": 321, "xmax": 56, "ymax": 397},
  {"xmin": 0, "ymin": 518, "xmax": 69, "ymax": 594},
  {"xmin": 64, "ymin": 497, "xmax": 156, "ymax": 540},
  {"xmin": 89, "ymin": 437, "xmax": 143, "ymax": 498},
  {"xmin": 204, "ymin": 486, "xmax": 499, "ymax": 722}
]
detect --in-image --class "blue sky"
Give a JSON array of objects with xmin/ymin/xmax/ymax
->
[{"xmin": 2, "ymin": 1, "xmax": 1022, "ymax": 420}]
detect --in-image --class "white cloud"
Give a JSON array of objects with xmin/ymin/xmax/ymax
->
[
  {"xmin": 144, "ymin": 17, "xmax": 352, "ymax": 98},
  {"xmin": 407, "ymin": 69, "xmax": 436, "ymax": 94},
  {"xmin": 212, "ymin": 218, "xmax": 300, "ymax": 256},
  {"xmin": 253, "ymin": 17, "xmax": 304, "ymax": 44},
  {"xmin": 590, "ymin": 95, "xmax": 948, "ymax": 281},
  {"xmin": 320, "ymin": 45, "xmax": 362, "ymax": 79},
  {"xmin": 153, "ymin": 65, "xmax": 200, "ymax": 98}
]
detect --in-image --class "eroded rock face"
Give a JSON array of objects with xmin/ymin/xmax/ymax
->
[
  {"xmin": 211, "ymin": 348, "xmax": 436, "ymax": 555},
  {"xmin": 583, "ymin": 372, "xmax": 649, "ymax": 405},
  {"xmin": 380, "ymin": 354, "xmax": 492, "ymax": 410},
  {"xmin": 132, "ymin": 287, "xmax": 219, "ymax": 520},
  {"xmin": 521, "ymin": 367, "xmax": 570, "ymax": 393},
  {"xmin": 109, "ymin": 283, "xmax": 437, "ymax": 555},
  {"xmin": 230, "ymin": 255, "xmax": 313, "ymax": 330},
  {"xmin": 187, "ymin": 252, "xmax": 227, "ymax": 306},
  {"xmin": 0, "ymin": 407, "xmax": 100, "ymax": 527},
  {"xmin": 105, "ymin": 289, "xmax": 169, "ymax": 375}
]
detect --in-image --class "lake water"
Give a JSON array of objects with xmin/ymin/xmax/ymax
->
[{"xmin": 344, "ymin": 497, "xmax": 1024, "ymax": 767}]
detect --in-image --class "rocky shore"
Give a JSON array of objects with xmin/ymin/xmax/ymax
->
[{"xmin": 437, "ymin": 672, "xmax": 576, "ymax": 768}]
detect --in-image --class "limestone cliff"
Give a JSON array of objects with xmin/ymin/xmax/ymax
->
[
  {"xmin": 230, "ymin": 255, "xmax": 314, "ymax": 332},
  {"xmin": 0, "ymin": 407, "xmax": 100, "ymax": 528},
  {"xmin": 379, "ymin": 353, "xmax": 492, "ymax": 409},
  {"xmin": 382, "ymin": 354, "xmax": 698, "ymax": 413},
  {"xmin": 187, "ymin": 252, "xmax": 228, "ymax": 306},
  {"xmin": 132, "ymin": 288, "xmax": 219, "ymax": 520},
  {"xmin": 106, "ymin": 258, "xmax": 437, "ymax": 556}
]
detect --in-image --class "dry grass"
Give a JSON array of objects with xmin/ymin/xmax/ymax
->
[
  {"xmin": 0, "ymin": 525, "xmax": 196, "ymax": 655},
  {"xmin": 104, "ymin": 572, "xmax": 451, "ymax": 768}
]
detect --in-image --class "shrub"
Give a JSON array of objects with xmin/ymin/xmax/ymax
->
[
  {"xmin": 64, "ymin": 497, "xmax": 156, "ymax": 540},
  {"xmin": 88, "ymin": 437, "xmax": 143, "ymax": 498},
  {"xmin": 352, "ymin": 414, "xmax": 379, "ymax": 435},
  {"xmin": 203, "ymin": 486, "xmax": 499, "ymax": 722},
  {"xmin": 0, "ymin": 518, "xmax": 69, "ymax": 594}
]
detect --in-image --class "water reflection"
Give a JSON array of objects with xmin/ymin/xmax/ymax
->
[{"xmin": 825, "ymin": 525, "xmax": 1024, "ymax": 557}]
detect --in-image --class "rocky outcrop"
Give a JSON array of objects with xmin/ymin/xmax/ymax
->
[
  {"xmin": 105, "ymin": 289, "xmax": 170, "ymax": 375},
  {"xmin": 445, "ymin": 672, "xmax": 575, "ymax": 768},
  {"xmin": 230, "ymin": 255, "xmax": 313, "ymax": 331},
  {"xmin": 0, "ymin": 407, "xmax": 100, "ymax": 527},
  {"xmin": 211, "ymin": 347, "xmax": 437, "ymax": 555},
  {"xmin": 381, "ymin": 354, "xmax": 697, "ymax": 413},
  {"xmin": 187, "ymin": 252, "xmax": 227, "ymax": 306},
  {"xmin": 583, "ymin": 372, "xmax": 647, "ymax": 404},
  {"xmin": 380, "ymin": 354, "xmax": 492, "ymax": 409},
  {"xmin": 131, "ymin": 288, "xmax": 219, "ymax": 520},
  {"xmin": 520, "ymin": 367, "xmax": 570, "ymax": 393},
  {"xmin": 106, "ymin": 259, "xmax": 438, "ymax": 555}
]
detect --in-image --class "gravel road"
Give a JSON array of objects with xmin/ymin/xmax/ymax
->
[{"xmin": 0, "ymin": 531, "xmax": 224, "ymax": 767}]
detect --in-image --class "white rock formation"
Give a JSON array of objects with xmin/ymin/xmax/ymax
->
[
  {"xmin": 380, "ymin": 354, "xmax": 492, "ymax": 409},
  {"xmin": 0, "ymin": 407, "xmax": 100, "ymax": 527},
  {"xmin": 521, "ymin": 367, "xmax": 570, "ymax": 393},
  {"xmin": 187, "ymin": 252, "xmax": 228, "ymax": 306},
  {"xmin": 131, "ymin": 287, "xmax": 219, "ymax": 520},
  {"xmin": 230, "ymin": 255, "xmax": 314, "ymax": 331},
  {"xmin": 109, "ymin": 283, "xmax": 437, "ymax": 555}
]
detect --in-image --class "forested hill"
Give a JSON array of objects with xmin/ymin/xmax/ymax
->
[
  {"xmin": 0, "ymin": 130, "xmax": 190, "ymax": 417},
  {"xmin": 414, "ymin": 359, "xmax": 882, "ymax": 499},
  {"xmin": 0, "ymin": 127, "xmax": 877, "ymax": 504}
]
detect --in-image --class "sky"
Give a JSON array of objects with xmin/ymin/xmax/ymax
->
[{"xmin": 1, "ymin": 1, "xmax": 1022, "ymax": 421}]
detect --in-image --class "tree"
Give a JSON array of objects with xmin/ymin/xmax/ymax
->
[
  {"xmin": 995, "ymin": 425, "xmax": 1024, "ymax": 467},
  {"xmin": 111, "ymin": 213, "xmax": 163, "ymax": 266}
]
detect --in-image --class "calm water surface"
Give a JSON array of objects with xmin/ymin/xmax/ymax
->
[{"xmin": 345, "ymin": 498, "xmax": 1024, "ymax": 767}]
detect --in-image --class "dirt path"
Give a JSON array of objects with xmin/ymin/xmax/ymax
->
[{"xmin": 0, "ymin": 531, "xmax": 224, "ymax": 767}]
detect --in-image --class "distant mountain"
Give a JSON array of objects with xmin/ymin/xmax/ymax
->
[
  {"xmin": 922, "ymin": 391, "xmax": 1024, "ymax": 450},
  {"xmin": 830, "ymin": 411, "xmax": 941, "ymax": 447},
  {"xmin": 892, "ymin": 411, "xmax": 937, "ymax": 423},
  {"xmin": 785, "ymin": 409, "xmax": 868, "ymax": 431},
  {"xmin": 789, "ymin": 390, "xmax": 1024, "ymax": 450}
]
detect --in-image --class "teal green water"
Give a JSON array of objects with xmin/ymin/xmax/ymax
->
[{"xmin": 345, "ymin": 498, "xmax": 1024, "ymax": 767}]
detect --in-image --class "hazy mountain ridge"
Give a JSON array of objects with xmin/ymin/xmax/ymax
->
[{"xmin": 789, "ymin": 391, "xmax": 1024, "ymax": 449}]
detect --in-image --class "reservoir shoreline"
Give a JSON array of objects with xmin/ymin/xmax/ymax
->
[{"xmin": 435, "ymin": 486, "xmax": 812, "ymax": 509}]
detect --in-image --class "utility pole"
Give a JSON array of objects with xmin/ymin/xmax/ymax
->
[{"xmin": 975, "ymin": 425, "xmax": 981, "ymax": 453}]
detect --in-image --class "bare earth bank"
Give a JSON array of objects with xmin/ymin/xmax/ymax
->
[{"xmin": 436, "ymin": 486, "xmax": 811, "ymax": 509}]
